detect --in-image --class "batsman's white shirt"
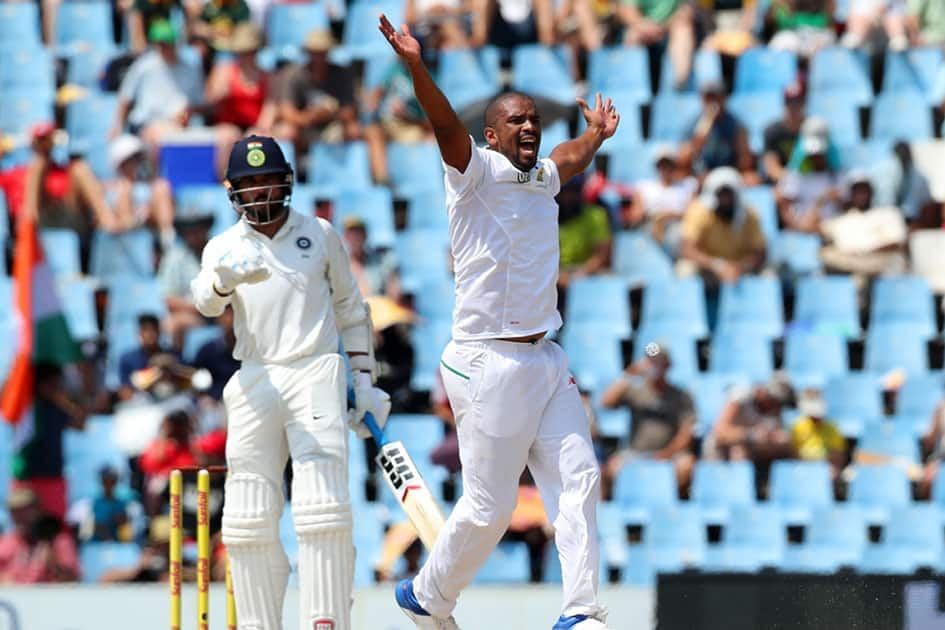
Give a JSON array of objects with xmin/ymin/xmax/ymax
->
[{"xmin": 446, "ymin": 138, "xmax": 563, "ymax": 340}]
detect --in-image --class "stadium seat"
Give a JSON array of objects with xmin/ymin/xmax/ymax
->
[
  {"xmin": 436, "ymin": 47, "xmax": 501, "ymax": 112},
  {"xmin": 882, "ymin": 48, "xmax": 945, "ymax": 105},
  {"xmin": 333, "ymin": 187, "xmax": 396, "ymax": 249},
  {"xmin": 0, "ymin": 423, "xmax": 11, "ymax": 507},
  {"xmin": 352, "ymin": 503, "xmax": 386, "ymax": 587},
  {"xmin": 734, "ymin": 47, "xmax": 798, "ymax": 94},
  {"xmin": 594, "ymin": 405, "xmax": 631, "ymax": 440},
  {"xmin": 622, "ymin": 504, "xmax": 706, "ymax": 586},
  {"xmin": 381, "ymin": 414, "xmax": 448, "ymax": 510},
  {"xmin": 706, "ymin": 504, "xmax": 785, "ymax": 572},
  {"xmin": 412, "ymin": 279, "xmax": 454, "ymax": 323},
  {"xmin": 588, "ymin": 46, "xmax": 650, "ymax": 103},
  {"xmin": 386, "ymin": 142, "xmax": 443, "ymax": 194},
  {"xmin": 574, "ymin": 89, "xmax": 643, "ymax": 153},
  {"xmin": 659, "ymin": 48, "xmax": 723, "ymax": 94},
  {"xmin": 793, "ymin": 275, "xmax": 860, "ymax": 337},
  {"xmin": 606, "ymin": 141, "xmax": 664, "ymax": 184},
  {"xmin": 562, "ymin": 324, "xmax": 624, "ymax": 392},
  {"xmin": 64, "ymin": 416, "xmax": 129, "ymax": 504},
  {"xmin": 859, "ymin": 505, "xmax": 943, "ymax": 574},
  {"xmin": 690, "ymin": 372, "xmax": 746, "ymax": 437},
  {"xmin": 780, "ymin": 505, "xmax": 867, "ymax": 572},
  {"xmin": 716, "ymin": 275, "xmax": 784, "ymax": 339},
  {"xmin": 709, "ymin": 332, "xmax": 773, "ymax": 383},
  {"xmin": 691, "ymin": 461, "xmax": 755, "ymax": 523},
  {"xmin": 865, "ymin": 322, "xmax": 930, "ymax": 376},
  {"xmin": 56, "ymin": 1, "xmax": 114, "ymax": 55},
  {"xmin": 266, "ymin": 2, "xmax": 329, "ymax": 59},
  {"xmin": 66, "ymin": 46, "xmax": 117, "ymax": 88},
  {"xmin": 740, "ymin": 186, "xmax": 779, "ymax": 246},
  {"xmin": 808, "ymin": 47, "xmax": 872, "ymax": 107},
  {"xmin": 80, "ymin": 542, "xmax": 142, "ymax": 583},
  {"xmin": 728, "ymin": 91, "xmax": 784, "ymax": 154},
  {"xmin": 539, "ymin": 119, "xmax": 571, "ymax": 158},
  {"xmin": 854, "ymin": 421, "xmax": 921, "ymax": 471},
  {"xmin": 771, "ymin": 231, "xmax": 823, "ymax": 275},
  {"xmin": 612, "ymin": 460, "xmax": 678, "ymax": 524},
  {"xmin": 910, "ymin": 230, "xmax": 945, "ymax": 294},
  {"xmin": 565, "ymin": 276, "xmax": 631, "ymax": 336},
  {"xmin": 784, "ymin": 330, "xmax": 848, "ymax": 388},
  {"xmin": 650, "ymin": 93, "xmax": 702, "ymax": 143},
  {"xmin": 89, "ymin": 229, "xmax": 156, "ymax": 278},
  {"xmin": 409, "ymin": 318, "xmax": 452, "ymax": 391},
  {"xmin": 612, "ymin": 230, "xmax": 674, "ymax": 287},
  {"xmin": 475, "ymin": 542, "xmax": 531, "ymax": 584},
  {"xmin": 769, "ymin": 460, "xmax": 833, "ymax": 524},
  {"xmin": 40, "ymin": 229, "xmax": 81, "ymax": 278},
  {"xmin": 181, "ymin": 325, "xmax": 222, "ymax": 364},
  {"xmin": 0, "ymin": 3, "xmax": 41, "ymax": 48},
  {"xmin": 639, "ymin": 276, "xmax": 708, "ymax": 339},
  {"xmin": 66, "ymin": 94, "xmax": 118, "ymax": 152},
  {"xmin": 891, "ymin": 372, "xmax": 943, "ymax": 437},
  {"xmin": 835, "ymin": 139, "xmax": 893, "ymax": 171},
  {"xmin": 823, "ymin": 373, "xmax": 883, "ymax": 438},
  {"xmin": 931, "ymin": 465, "xmax": 945, "ymax": 508},
  {"xmin": 104, "ymin": 275, "xmax": 166, "ymax": 328},
  {"xmin": 870, "ymin": 276, "xmax": 936, "ymax": 338},
  {"xmin": 342, "ymin": 0, "xmax": 403, "ymax": 58},
  {"xmin": 307, "ymin": 142, "xmax": 372, "ymax": 193},
  {"xmin": 847, "ymin": 464, "xmax": 911, "ymax": 524},
  {"xmin": 511, "ymin": 45, "xmax": 575, "ymax": 106},
  {"xmin": 632, "ymin": 325, "xmax": 699, "ymax": 386},
  {"xmin": 871, "ymin": 91, "xmax": 933, "ymax": 142},
  {"xmin": 806, "ymin": 93, "xmax": 862, "ymax": 147},
  {"xmin": 403, "ymin": 187, "xmax": 447, "ymax": 230},
  {"xmin": 176, "ymin": 184, "xmax": 235, "ymax": 236},
  {"xmin": 0, "ymin": 89, "xmax": 55, "ymax": 136},
  {"xmin": 57, "ymin": 278, "xmax": 100, "ymax": 341},
  {"xmin": 395, "ymin": 228, "xmax": 452, "ymax": 290}
]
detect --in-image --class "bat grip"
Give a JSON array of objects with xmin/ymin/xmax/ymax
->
[{"xmin": 361, "ymin": 411, "xmax": 388, "ymax": 447}]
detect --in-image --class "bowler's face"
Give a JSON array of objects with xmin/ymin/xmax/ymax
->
[{"xmin": 487, "ymin": 96, "xmax": 542, "ymax": 172}]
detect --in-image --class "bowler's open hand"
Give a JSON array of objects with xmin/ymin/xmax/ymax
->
[
  {"xmin": 378, "ymin": 14, "xmax": 422, "ymax": 65},
  {"xmin": 577, "ymin": 92, "xmax": 620, "ymax": 140}
]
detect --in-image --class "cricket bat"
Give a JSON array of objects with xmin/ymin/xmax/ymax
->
[{"xmin": 362, "ymin": 411, "xmax": 446, "ymax": 550}]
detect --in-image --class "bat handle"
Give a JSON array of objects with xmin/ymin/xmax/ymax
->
[{"xmin": 361, "ymin": 411, "xmax": 388, "ymax": 447}]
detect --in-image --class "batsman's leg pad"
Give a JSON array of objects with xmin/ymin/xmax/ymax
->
[
  {"xmin": 292, "ymin": 457, "xmax": 355, "ymax": 630},
  {"xmin": 222, "ymin": 473, "xmax": 290, "ymax": 630}
]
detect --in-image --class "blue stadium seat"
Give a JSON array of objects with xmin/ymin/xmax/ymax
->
[
  {"xmin": 728, "ymin": 91, "xmax": 784, "ymax": 154},
  {"xmin": 690, "ymin": 372, "xmax": 746, "ymax": 437},
  {"xmin": 410, "ymin": 318, "xmax": 452, "ymax": 391},
  {"xmin": 333, "ymin": 187, "xmax": 396, "ymax": 249},
  {"xmin": 565, "ymin": 276, "xmax": 631, "ymax": 336},
  {"xmin": 606, "ymin": 141, "xmax": 665, "ymax": 184},
  {"xmin": 734, "ymin": 48, "xmax": 798, "ymax": 94},
  {"xmin": 0, "ymin": 89, "xmax": 55, "ymax": 136},
  {"xmin": 436, "ymin": 48, "xmax": 501, "ymax": 112},
  {"xmin": 386, "ymin": 142, "xmax": 443, "ymax": 194},
  {"xmin": 40, "ymin": 229, "xmax": 81, "ymax": 278},
  {"xmin": 632, "ymin": 325, "xmax": 699, "ymax": 386},
  {"xmin": 871, "ymin": 91, "xmax": 933, "ymax": 142},
  {"xmin": 80, "ymin": 542, "xmax": 142, "ymax": 583},
  {"xmin": 870, "ymin": 276, "xmax": 936, "ymax": 338},
  {"xmin": 622, "ymin": 504, "xmax": 706, "ymax": 586},
  {"xmin": 575, "ymin": 90, "xmax": 643, "ymax": 152},
  {"xmin": 882, "ymin": 48, "xmax": 945, "ymax": 105},
  {"xmin": 716, "ymin": 275, "xmax": 784, "ymax": 339},
  {"xmin": 307, "ymin": 142, "xmax": 372, "ymax": 193},
  {"xmin": 395, "ymin": 228, "xmax": 452, "ymax": 290},
  {"xmin": 342, "ymin": 1, "xmax": 402, "ymax": 58},
  {"xmin": 352, "ymin": 503, "xmax": 386, "ymax": 587},
  {"xmin": 90, "ymin": 229, "xmax": 155, "ymax": 278},
  {"xmin": 612, "ymin": 231, "xmax": 674, "ymax": 287},
  {"xmin": 66, "ymin": 46, "xmax": 117, "ymax": 88},
  {"xmin": 0, "ymin": 47, "xmax": 55, "ymax": 95},
  {"xmin": 612, "ymin": 460, "xmax": 678, "ymax": 524},
  {"xmin": 740, "ymin": 186, "xmax": 779, "ymax": 246},
  {"xmin": 511, "ymin": 45, "xmax": 575, "ymax": 106},
  {"xmin": 266, "ymin": 2, "xmax": 329, "ymax": 59},
  {"xmin": 891, "ymin": 372, "xmax": 943, "ymax": 437},
  {"xmin": 104, "ymin": 275, "xmax": 166, "ymax": 328},
  {"xmin": 413, "ymin": 279, "xmax": 454, "ymax": 323},
  {"xmin": 176, "ymin": 184, "xmax": 235, "ymax": 236},
  {"xmin": 639, "ymin": 277, "xmax": 708, "ymax": 339},
  {"xmin": 865, "ymin": 322, "xmax": 930, "ymax": 376},
  {"xmin": 64, "ymin": 416, "xmax": 129, "ymax": 504},
  {"xmin": 382, "ymin": 414, "xmax": 447, "ymax": 510},
  {"xmin": 793, "ymin": 275, "xmax": 859, "ymax": 337},
  {"xmin": 709, "ymin": 332, "xmax": 773, "ymax": 383},
  {"xmin": 0, "ymin": 3, "xmax": 41, "ymax": 48},
  {"xmin": 588, "ymin": 46, "xmax": 650, "ymax": 102},
  {"xmin": 57, "ymin": 278, "xmax": 100, "ymax": 341},
  {"xmin": 780, "ymin": 505, "xmax": 867, "ymax": 572},
  {"xmin": 859, "ymin": 505, "xmax": 943, "ymax": 573},
  {"xmin": 594, "ymin": 405, "xmax": 631, "ymax": 440},
  {"xmin": 66, "ymin": 94, "xmax": 118, "ymax": 152},
  {"xmin": 855, "ymin": 421, "xmax": 921, "ymax": 469},
  {"xmin": 847, "ymin": 464, "xmax": 911, "ymax": 524},
  {"xmin": 931, "ymin": 465, "xmax": 945, "ymax": 509},
  {"xmin": 659, "ymin": 48, "xmax": 723, "ymax": 94},
  {"xmin": 56, "ymin": 1, "xmax": 115, "ymax": 55},
  {"xmin": 808, "ymin": 47, "xmax": 872, "ymax": 107},
  {"xmin": 650, "ymin": 93, "xmax": 701, "ymax": 143},
  {"xmin": 784, "ymin": 330, "xmax": 848, "ymax": 388},
  {"xmin": 769, "ymin": 460, "xmax": 833, "ymax": 524},
  {"xmin": 403, "ymin": 185, "xmax": 446, "ymax": 231},
  {"xmin": 771, "ymin": 231, "xmax": 823, "ymax": 275},
  {"xmin": 823, "ymin": 373, "xmax": 883, "ymax": 438},
  {"xmin": 361, "ymin": 50, "xmax": 399, "ymax": 91},
  {"xmin": 0, "ymin": 423, "xmax": 11, "ymax": 508},
  {"xmin": 181, "ymin": 325, "xmax": 222, "ymax": 364},
  {"xmin": 475, "ymin": 542, "xmax": 531, "ymax": 584},
  {"xmin": 835, "ymin": 139, "xmax": 893, "ymax": 171},
  {"xmin": 562, "ymin": 325, "xmax": 624, "ymax": 392},
  {"xmin": 691, "ymin": 461, "xmax": 755, "ymax": 523},
  {"xmin": 706, "ymin": 504, "xmax": 784, "ymax": 572},
  {"xmin": 806, "ymin": 93, "xmax": 862, "ymax": 147},
  {"xmin": 539, "ymin": 119, "xmax": 571, "ymax": 158}
]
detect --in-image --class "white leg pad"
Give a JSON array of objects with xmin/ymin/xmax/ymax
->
[
  {"xmin": 292, "ymin": 457, "xmax": 355, "ymax": 630},
  {"xmin": 222, "ymin": 473, "xmax": 290, "ymax": 630}
]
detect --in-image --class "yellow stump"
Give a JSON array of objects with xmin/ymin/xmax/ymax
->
[
  {"xmin": 169, "ymin": 470, "xmax": 182, "ymax": 630},
  {"xmin": 197, "ymin": 469, "xmax": 210, "ymax": 630},
  {"xmin": 225, "ymin": 552, "xmax": 237, "ymax": 630}
]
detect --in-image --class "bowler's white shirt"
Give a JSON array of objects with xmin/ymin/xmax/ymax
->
[
  {"xmin": 445, "ymin": 138, "xmax": 563, "ymax": 341},
  {"xmin": 191, "ymin": 210, "xmax": 370, "ymax": 363}
]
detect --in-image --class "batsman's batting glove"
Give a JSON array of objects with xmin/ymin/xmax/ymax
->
[
  {"xmin": 348, "ymin": 372, "xmax": 391, "ymax": 438},
  {"xmin": 213, "ymin": 249, "xmax": 270, "ymax": 294}
]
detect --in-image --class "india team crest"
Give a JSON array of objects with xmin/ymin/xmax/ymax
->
[
  {"xmin": 246, "ymin": 141, "xmax": 266, "ymax": 167},
  {"xmin": 313, "ymin": 618, "xmax": 335, "ymax": 630}
]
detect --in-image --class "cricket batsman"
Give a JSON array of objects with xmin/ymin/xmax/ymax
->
[
  {"xmin": 379, "ymin": 16, "xmax": 619, "ymax": 630},
  {"xmin": 190, "ymin": 135, "xmax": 390, "ymax": 630}
]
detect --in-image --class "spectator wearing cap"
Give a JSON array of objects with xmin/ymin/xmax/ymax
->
[
  {"xmin": 679, "ymin": 166, "xmax": 766, "ymax": 288},
  {"xmin": 678, "ymin": 79, "xmax": 756, "ymax": 184},
  {"xmin": 761, "ymin": 82, "xmax": 806, "ymax": 185},
  {"xmin": 775, "ymin": 116, "xmax": 845, "ymax": 233},
  {"xmin": 765, "ymin": 0, "xmax": 836, "ymax": 58},
  {"xmin": 632, "ymin": 146, "xmax": 698, "ymax": 257},
  {"xmin": 90, "ymin": 466, "xmax": 132, "ymax": 542},
  {"xmin": 617, "ymin": 0, "xmax": 695, "ymax": 89},
  {"xmin": 193, "ymin": 0, "xmax": 251, "ymax": 47},
  {"xmin": 108, "ymin": 134, "xmax": 176, "ymax": 247},
  {"xmin": 790, "ymin": 390, "xmax": 846, "ymax": 481},
  {"xmin": 117, "ymin": 313, "xmax": 180, "ymax": 401},
  {"xmin": 343, "ymin": 217, "xmax": 400, "ymax": 299},
  {"xmin": 112, "ymin": 20, "xmax": 206, "ymax": 147},
  {"xmin": 557, "ymin": 175, "xmax": 612, "ymax": 290},
  {"xmin": 204, "ymin": 23, "xmax": 282, "ymax": 177},
  {"xmin": 277, "ymin": 30, "xmax": 360, "ymax": 157},
  {"xmin": 600, "ymin": 342, "xmax": 696, "ymax": 497},
  {"xmin": 0, "ymin": 488, "xmax": 80, "ymax": 583},
  {"xmin": 128, "ymin": 0, "xmax": 203, "ymax": 54}
]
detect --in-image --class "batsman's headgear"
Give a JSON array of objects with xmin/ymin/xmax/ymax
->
[{"xmin": 223, "ymin": 135, "xmax": 294, "ymax": 226}]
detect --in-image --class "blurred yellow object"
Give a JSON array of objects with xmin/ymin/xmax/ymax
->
[
  {"xmin": 704, "ymin": 30, "xmax": 756, "ymax": 56},
  {"xmin": 56, "ymin": 84, "xmax": 88, "ymax": 106},
  {"xmin": 366, "ymin": 295, "xmax": 417, "ymax": 331}
]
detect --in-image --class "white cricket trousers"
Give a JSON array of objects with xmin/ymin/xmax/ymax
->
[{"xmin": 414, "ymin": 338, "xmax": 604, "ymax": 620}]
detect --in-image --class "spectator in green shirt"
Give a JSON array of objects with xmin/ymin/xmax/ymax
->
[
  {"xmin": 907, "ymin": 0, "xmax": 945, "ymax": 44},
  {"xmin": 557, "ymin": 176, "xmax": 612, "ymax": 288},
  {"xmin": 766, "ymin": 0, "xmax": 836, "ymax": 58},
  {"xmin": 195, "ymin": 0, "xmax": 251, "ymax": 49},
  {"xmin": 618, "ymin": 0, "xmax": 695, "ymax": 90}
]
